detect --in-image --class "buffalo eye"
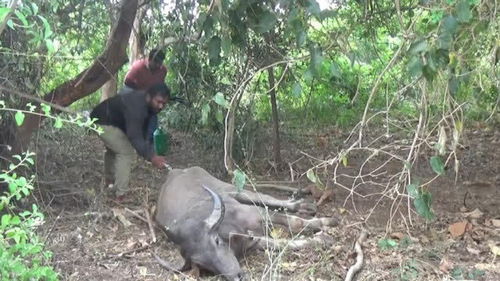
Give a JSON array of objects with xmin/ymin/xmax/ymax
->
[{"xmin": 215, "ymin": 236, "xmax": 221, "ymax": 246}]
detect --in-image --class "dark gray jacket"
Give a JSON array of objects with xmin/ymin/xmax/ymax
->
[{"xmin": 90, "ymin": 91, "xmax": 154, "ymax": 160}]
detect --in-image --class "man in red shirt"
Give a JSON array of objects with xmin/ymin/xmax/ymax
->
[
  {"xmin": 121, "ymin": 49, "xmax": 168, "ymax": 142},
  {"xmin": 124, "ymin": 49, "xmax": 167, "ymax": 92}
]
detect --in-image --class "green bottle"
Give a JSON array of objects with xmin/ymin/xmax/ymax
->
[{"xmin": 153, "ymin": 127, "xmax": 170, "ymax": 156}]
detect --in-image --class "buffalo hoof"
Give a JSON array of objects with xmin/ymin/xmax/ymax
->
[
  {"xmin": 293, "ymin": 199, "xmax": 317, "ymax": 216},
  {"xmin": 320, "ymin": 217, "xmax": 339, "ymax": 227}
]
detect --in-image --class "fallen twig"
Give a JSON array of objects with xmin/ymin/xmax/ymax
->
[
  {"xmin": 124, "ymin": 207, "xmax": 147, "ymax": 223},
  {"xmin": 108, "ymin": 244, "xmax": 151, "ymax": 260},
  {"xmin": 145, "ymin": 207, "xmax": 157, "ymax": 243},
  {"xmin": 345, "ymin": 229, "xmax": 369, "ymax": 281}
]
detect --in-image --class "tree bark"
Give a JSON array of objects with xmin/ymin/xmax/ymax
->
[
  {"xmin": 267, "ymin": 67, "xmax": 282, "ymax": 166},
  {"xmin": 11, "ymin": 0, "xmax": 138, "ymax": 154},
  {"xmin": 100, "ymin": 77, "xmax": 118, "ymax": 102},
  {"xmin": 129, "ymin": 0, "xmax": 147, "ymax": 63}
]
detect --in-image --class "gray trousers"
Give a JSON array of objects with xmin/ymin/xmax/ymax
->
[{"xmin": 99, "ymin": 125, "xmax": 136, "ymax": 196}]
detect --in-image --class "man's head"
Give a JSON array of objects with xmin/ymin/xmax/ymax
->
[
  {"xmin": 147, "ymin": 48, "xmax": 165, "ymax": 71},
  {"xmin": 146, "ymin": 83, "xmax": 170, "ymax": 113}
]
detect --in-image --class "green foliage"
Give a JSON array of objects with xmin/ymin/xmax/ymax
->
[
  {"xmin": 378, "ymin": 238, "xmax": 398, "ymax": 250},
  {"xmin": 232, "ymin": 169, "xmax": 247, "ymax": 192},
  {"xmin": 407, "ymin": 184, "xmax": 435, "ymax": 221},
  {"xmin": 0, "ymin": 152, "xmax": 58, "ymax": 281},
  {"xmin": 430, "ymin": 156, "xmax": 445, "ymax": 175},
  {"xmin": 398, "ymin": 259, "xmax": 421, "ymax": 281},
  {"xmin": 448, "ymin": 266, "xmax": 485, "ymax": 280}
]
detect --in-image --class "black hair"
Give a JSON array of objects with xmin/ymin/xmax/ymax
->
[
  {"xmin": 146, "ymin": 83, "xmax": 171, "ymax": 100},
  {"xmin": 148, "ymin": 48, "xmax": 165, "ymax": 62}
]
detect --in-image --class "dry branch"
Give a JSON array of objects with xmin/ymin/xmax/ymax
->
[
  {"xmin": 344, "ymin": 229, "xmax": 368, "ymax": 281},
  {"xmin": 107, "ymin": 244, "xmax": 151, "ymax": 260},
  {"xmin": 144, "ymin": 207, "xmax": 157, "ymax": 243}
]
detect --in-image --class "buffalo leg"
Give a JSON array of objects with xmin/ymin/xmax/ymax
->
[
  {"xmin": 266, "ymin": 212, "xmax": 338, "ymax": 233},
  {"xmin": 245, "ymin": 231, "xmax": 334, "ymax": 251},
  {"xmin": 230, "ymin": 190, "xmax": 316, "ymax": 215}
]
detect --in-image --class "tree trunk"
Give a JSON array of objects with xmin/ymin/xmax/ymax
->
[
  {"xmin": 129, "ymin": 0, "xmax": 147, "ymax": 63},
  {"xmin": 11, "ymin": 0, "xmax": 138, "ymax": 154},
  {"xmin": 267, "ymin": 67, "xmax": 282, "ymax": 166},
  {"xmin": 100, "ymin": 77, "xmax": 118, "ymax": 102}
]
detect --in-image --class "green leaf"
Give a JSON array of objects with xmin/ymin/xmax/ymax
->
[
  {"xmin": 215, "ymin": 109, "xmax": 224, "ymax": 124},
  {"xmin": 306, "ymin": 0, "xmax": 321, "ymax": 17},
  {"xmin": 407, "ymin": 56, "xmax": 423, "ymax": 78},
  {"xmin": 423, "ymin": 65, "xmax": 436, "ymax": 82},
  {"xmin": 232, "ymin": 169, "xmax": 246, "ymax": 192},
  {"xmin": 430, "ymin": 156, "xmax": 445, "ymax": 175},
  {"xmin": 0, "ymin": 7, "xmax": 11, "ymax": 23},
  {"xmin": 437, "ymin": 33, "xmax": 453, "ymax": 50},
  {"xmin": 1, "ymin": 214, "xmax": 12, "ymax": 227},
  {"xmin": 15, "ymin": 177, "xmax": 27, "ymax": 187},
  {"xmin": 213, "ymin": 92, "xmax": 229, "ymax": 109},
  {"xmin": 408, "ymin": 39, "xmax": 428, "ymax": 55},
  {"xmin": 207, "ymin": 36, "xmax": 221, "ymax": 65},
  {"xmin": 455, "ymin": 0, "xmax": 472, "ymax": 23},
  {"xmin": 406, "ymin": 184, "xmax": 419, "ymax": 198},
  {"xmin": 202, "ymin": 14, "xmax": 214, "ymax": 38},
  {"xmin": 30, "ymin": 2, "xmax": 39, "ymax": 15},
  {"xmin": 14, "ymin": 10, "xmax": 28, "ymax": 26},
  {"xmin": 39, "ymin": 15, "xmax": 52, "ymax": 38},
  {"xmin": 10, "ymin": 215, "xmax": 21, "ymax": 225},
  {"xmin": 221, "ymin": 36, "xmax": 232, "ymax": 55},
  {"xmin": 296, "ymin": 30, "xmax": 307, "ymax": 47},
  {"xmin": 201, "ymin": 103, "xmax": 210, "ymax": 125},
  {"xmin": 54, "ymin": 117, "xmax": 63, "ymax": 129},
  {"xmin": 45, "ymin": 39, "xmax": 55, "ymax": 54},
  {"xmin": 255, "ymin": 10, "xmax": 277, "ymax": 34},
  {"xmin": 306, "ymin": 169, "xmax": 318, "ymax": 183},
  {"xmin": 341, "ymin": 155, "xmax": 348, "ymax": 167},
  {"xmin": 26, "ymin": 103, "xmax": 36, "ymax": 112},
  {"xmin": 303, "ymin": 69, "xmax": 314, "ymax": 82},
  {"xmin": 451, "ymin": 267, "xmax": 464, "ymax": 279},
  {"xmin": 378, "ymin": 238, "xmax": 398, "ymax": 250},
  {"xmin": 440, "ymin": 15, "xmax": 458, "ymax": 34},
  {"xmin": 292, "ymin": 82, "xmax": 302, "ymax": 97},
  {"xmin": 309, "ymin": 47, "xmax": 323, "ymax": 76},
  {"xmin": 21, "ymin": 187, "xmax": 30, "ymax": 196},
  {"xmin": 7, "ymin": 19, "xmax": 14, "ymax": 30},
  {"xmin": 414, "ymin": 191, "xmax": 435, "ymax": 220},
  {"xmin": 330, "ymin": 63, "xmax": 342, "ymax": 78},
  {"xmin": 15, "ymin": 111, "xmax": 25, "ymax": 126},
  {"xmin": 41, "ymin": 103, "xmax": 51, "ymax": 115},
  {"xmin": 26, "ymin": 157, "xmax": 34, "ymax": 165}
]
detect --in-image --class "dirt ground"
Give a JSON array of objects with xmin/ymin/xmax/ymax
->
[{"xmin": 31, "ymin": 123, "xmax": 500, "ymax": 281}]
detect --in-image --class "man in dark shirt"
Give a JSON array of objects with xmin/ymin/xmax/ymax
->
[{"xmin": 91, "ymin": 83, "xmax": 169, "ymax": 201}]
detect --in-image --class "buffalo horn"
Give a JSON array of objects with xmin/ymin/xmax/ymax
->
[{"xmin": 202, "ymin": 185, "xmax": 225, "ymax": 230}]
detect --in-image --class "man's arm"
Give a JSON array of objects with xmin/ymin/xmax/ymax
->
[{"xmin": 122, "ymin": 97, "xmax": 154, "ymax": 160}]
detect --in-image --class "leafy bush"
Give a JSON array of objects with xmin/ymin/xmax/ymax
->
[{"xmin": 0, "ymin": 152, "xmax": 58, "ymax": 281}]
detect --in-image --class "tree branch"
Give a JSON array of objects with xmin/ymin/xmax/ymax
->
[{"xmin": 0, "ymin": 86, "xmax": 75, "ymax": 114}]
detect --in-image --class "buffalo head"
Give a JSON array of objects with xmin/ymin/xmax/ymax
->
[{"xmin": 174, "ymin": 185, "xmax": 244, "ymax": 281}]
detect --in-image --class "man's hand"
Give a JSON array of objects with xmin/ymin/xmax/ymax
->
[{"xmin": 151, "ymin": 154, "xmax": 167, "ymax": 169}]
